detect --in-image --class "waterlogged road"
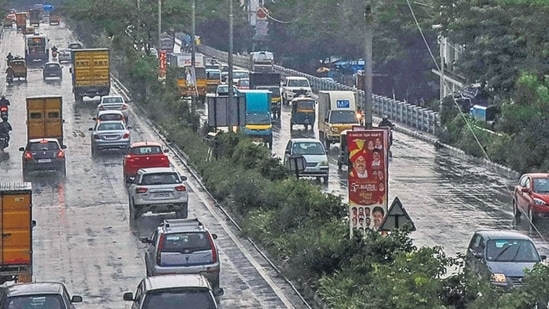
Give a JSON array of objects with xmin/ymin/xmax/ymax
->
[{"xmin": 0, "ymin": 24, "xmax": 309, "ymax": 308}]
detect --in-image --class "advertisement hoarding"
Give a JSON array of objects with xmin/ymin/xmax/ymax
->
[
  {"xmin": 347, "ymin": 129, "xmax": 389, "ymax": 235},
  {"xmin": 158, "ymin": 50, "xmax": 167, "ymax": 81}
]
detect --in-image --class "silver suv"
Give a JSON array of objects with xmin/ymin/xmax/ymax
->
[
  {"xmin": 123, "ymin": 274, "xmax": 223, "ymax": 309},
  {"xmin": 127, "ymin": 167, "xmax": 189, "ymax": 219},
  {"xmin": 141, "ymin": 218, "xmax": 221, "ymax": 288}
]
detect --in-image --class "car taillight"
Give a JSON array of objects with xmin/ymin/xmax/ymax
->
[
  {"xmin": 156, "ymin": 235, "xmax": 165, "ymax": 265},
  {"xmin": 24, "ymin": 151, "xmax": 32, "ymax": 160},
  {"xmin": 208, "ymin": 234, "xmax": 218, "ymax": 264},
  {"xmin": 135, "ymin": 187, "xmax": 148, "ymax": 194},
  {"xmin": 123, "ymin": 133, "xmax": 130, "ymax": 139},
  {"xmin": 93, "ymin": 135, "xmax": 100, "ymax": 140},
  {"xmin": 57, "ymin": 150, "xmax": 64, "ymax": 158},
  {"xmin": 175, "ymin": 185, "xmax": 186, "ymax": 192}
]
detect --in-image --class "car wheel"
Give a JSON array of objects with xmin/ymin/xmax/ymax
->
[
  {"xmin": 512, "ymin": 198, "xmax": 521, "ymax": 219},
  {"xmin": 323, "ymin": 175, "xmax": 329, "ymax": 183},
  {"xmin": 130, "ymin": 198, "xmax": 140, "ymax": 219},
  {"xmin": 338, "ymin": 162, "xmax": 342, "ymax": 170},
  {"xmin": 91, "ymin": 146, "xmax": 97, "ymax": 157},
  {"xmin": 60, "ymin": 165, "xmax": 66, "ymax": 178}
]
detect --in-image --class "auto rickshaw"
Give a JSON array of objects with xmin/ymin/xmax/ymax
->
[
  {"xmin": 23, "ymin": 26, "xmax": 35, "ymax": 35},
  {"xmin": 337, "ymin": 129, "xmax": 351, "ymax": 170},
  {"xmin": 290, "ymin": 96, "xmax": 316, "ymax": 132},
  {"xmin": 3, "ymin": 17, "xmax": 13, "ymax": 29},
  {"xmin": 8, "ymin": 57, "xmax": 27, "ymax": 80}
]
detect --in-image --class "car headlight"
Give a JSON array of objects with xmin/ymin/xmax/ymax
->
[
  {"xmin": 534, "ymin": 198, "xmax": 547, "ymax": 205},
  {"xmin": 330, "ymin": 127, "xmax": 339, "ymax": 133},
  {"xmin": 490, "ymin": 273, "xmax": 507, "ymax": 283},
  {"xmin": 320, "ymin": 161, "xmax": 328, "ymax": 166}
]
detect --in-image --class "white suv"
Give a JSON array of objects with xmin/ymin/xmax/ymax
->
[
  {"xmin": 127, "ymin": 167, "xmax": 189, "ymax": 219},
  {"xmin": 282, "ymin": 76, "xmax": 313, "ymax": 105}
]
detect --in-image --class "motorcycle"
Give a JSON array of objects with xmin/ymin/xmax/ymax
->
[
  {"xmin": 6, "ymin": 72, "xmax": 13, "ymax": 85},
  {"xmin": 0, "ymin": 134, "xmax": 9, "ymax": 153},
  {"xmin": 0, "ymin": 106, "xmax": 7, "ymax": 120},
  {"xmin": 51, "ymin": 49, "xmax": 58, "ymax": 60}
]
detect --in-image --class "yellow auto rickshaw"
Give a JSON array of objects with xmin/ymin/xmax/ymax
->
[
  {"xmin": 290, "ymin": 96, "xmax": 316, "ymax": 132},
  {"xmin": 8, "ymin": 57, "xmax": 27, "ymax": 80}
]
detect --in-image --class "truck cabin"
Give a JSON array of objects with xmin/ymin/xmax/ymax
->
[
  {"xmin": 246, "ymin": 111, "xmax": 272, "ymax": 126},
  {"xmin": 26, "ymin": 36, "xmax": 47, "ymax": 57},
  {"xmin": 206, "ymin": 69, "xmax": 221, "ymax": 82}
]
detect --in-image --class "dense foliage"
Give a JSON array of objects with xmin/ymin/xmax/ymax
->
[{"xmin": 56, "ymin": 0, "xmax": 549, "ymax": 307}]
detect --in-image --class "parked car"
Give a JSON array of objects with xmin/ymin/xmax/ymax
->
[
  {"xmin": 123, "ymin": 141, "xmax": 170, "ymax": 180},
  {"xmin": 0, "ymin": 282, "xmax": 83, "ymax": 308},
  {"xmin": 42, "ymin": 62, "xmax": 62, "ymax": 80},
  {"xmin": 215, "ymin": 84, "xmax": 240, "ymax": 96},
  {"xmin": 98, "ymin": 95, "xmax": 129, "ymax": 122},
  {"xmin": 123, "ymin": 274, "xmax": 223, "ymax": 309},
  {"xmin": 236, "ymin": 77, "xmax": 249, "ymax": 90},
  {"xmin": 19, "ymin": 138, "xmax": 67, "ymax": 177},
  {"xmin": 141, "ymin": 218, "xmax": 220, "ymax": 288},
  {"xmin": 93, "ymin": 110, "xmax": 126, "ymax": 123},
  {"xmin": 465, "ymin": 229, "xmax": 546, "ymax": 290},
  {"xmin": 283, "ymin": 138, "xmax": 329, "ymax": 183},
  {"xmin": 88, "ymin": 120, "xmax": 131, "ymax": 156},
  {"xmin": 513, "ymin": 173, "xmax": 549, "ymax": 223},
  {"xmin": 127, "ymin": 167, "xmax": 188, "ymax": 219},
  {"xmin": 68, "ymin": 42, "xmax": 83, "ymax": 49},
  {"xmin": 58, "ymin": 48, "xmax": 71, "ymax": 63}
]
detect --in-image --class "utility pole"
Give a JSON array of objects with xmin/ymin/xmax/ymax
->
[
  {"xmin": 228, "ymin": 0, "xmax": 234, "ymax": 132},
  {"xmin": 364, "ymin": 3, "xmax": 373, "ymax": 128},
  {"xmin": 191, "ymin": 0, "xmax": 196, "ymax": 105},
  {"xmin": 157, "ymin": 0, "xmax": 161, "ymax": 54}
]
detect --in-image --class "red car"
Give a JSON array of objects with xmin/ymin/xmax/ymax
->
[
  {"xmin": 123, "ymin": 142, "xmax": 170, "ymax": 180},
  {"xmin": 513, "ymin": 173, "xmax": 549, "ymax": 223}
]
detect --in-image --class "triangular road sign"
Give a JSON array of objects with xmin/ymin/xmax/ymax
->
[{"xmin": 379, "ymin": 197, "xmax": 416, "ymax": 231}]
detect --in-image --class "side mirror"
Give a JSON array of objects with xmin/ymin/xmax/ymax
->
[
  {"xmin": 40, "ymin": 66, "xmax": 44, "ymax": 70},
  {"xmin": 541, "ymin": 255, "xmax": 547, "ymax": 261},
  {"xmin": 521, "ymin": 187, "xmax": 530, "ymax": 193},
  {"xmin": 140, "ymin": 237, "xmax": 150, "ymax": 244},
  {"xmin": 61, "ymin": 145, "xmax": 67, "ymax": 149},
  {"xmin": 212, "ymin": 287, "xmax": 224, "ymax": 297},
  {"xmin": 92, "ymin": 117, "xmax": 97, "ymax": 121},
  {"xmin": 18, "ymin": 147, "xmax": 25, "ymax": 151},
  {"xmin": 123, "ymin": 292, "xmax": 134, "ymax": 301},
  {"xmin": 71, "ymin": 295, "xmax": 83, "ymax": 303},
  {"xmin": 473, "ymin": 251, "xmax": 484, "ymax": 259},
  {"xmin": 69, "ymin": 68, "xmax": 72, "ymax": 74},
  {"xmin": 88, "ymin": 128, "xmax": 93, "ymax": 131},
  {"xmin": 285, "ymin": 150, "xmax": 290, "ymax": 155},
  {"xmin": 325, "ymin": 116, "xmax": 329, "ymax": 122},
  {"xmin": 163, "ymin": 149, "xmax": 169, "ymax": 153},
  {"xmin": 126, "ymin": 177, "xmax": 135, "ymax": 184},
  {"xmin": 127, "ymin": 126, "xmax": 132, "ymax": 130},
  {"xmin": 32, "ymin": 220, "xmax": 37, "ymax": 228},
  {"xmin": 211, "ymin": 233, "xmax": 218, "ymax": 240},
  {"xmin": 180, "ymin": 176, "xmax": 188, "ymax": 181}
]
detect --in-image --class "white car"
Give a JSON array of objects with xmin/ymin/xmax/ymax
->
[
  {"xmin": 283, "ymin": 138, "xmax": 329, "ymax": 183},
  {"xmin": 58, "ymin": 49, "xmax": 71, "ymax": 63},
  {"xmin": 98, "ymin": 95, "xmax": 129, "ymax": 122},
  {"xmin": 282, "ymin": 76, "xmax": 313, "ymax": 105},
  {"xmin": 127, "ymin": 167, "xmax": 189, "ymax": 219}
]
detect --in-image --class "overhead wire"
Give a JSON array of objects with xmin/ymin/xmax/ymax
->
[
  {"xmin": 259, "ymin": 5, "xmax": 293, "ymax": 24},
  {"xmin": 404, "ymin": 0, "xmax": 547, "ymax": 240}
]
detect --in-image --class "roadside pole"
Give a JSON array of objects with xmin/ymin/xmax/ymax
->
[
  {"xmin": 364, "ymin": 3, "xmax": 373, "ymax": 128},
  {"xmin": 228, "ymin": 0, "xmax": 234, "ymax": 133}
]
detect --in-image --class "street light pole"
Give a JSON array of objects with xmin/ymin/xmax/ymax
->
[
  {"xmin": 228, "ymin": 0, "xmax": 234, "ymax": 132},
  {"xmin": 364, "ymin": 3, "xmax": 373, "ymax": 129},
  {"xmin": 191, "ymin": 0, "xmax": 196, "ymax": 65},
  {"xmin": 157, "ymin": 0, "xmax": 161, "ymax": 52}
]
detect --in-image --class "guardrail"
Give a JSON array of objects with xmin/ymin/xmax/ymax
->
[{"xmin": 192, "ymin": 42, "xmax": 439, "ymax": 134}]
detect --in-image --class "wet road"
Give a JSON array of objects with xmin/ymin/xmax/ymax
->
[
  {"xmin": 1, "ymin": 24, "xmax": 309, "ymax": 308},
  {"xmin": 194, "ymin": 61, "xmax": 549, "ymax": 258}
]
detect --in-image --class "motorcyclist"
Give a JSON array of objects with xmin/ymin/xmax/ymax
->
[
  {"xmin": 51, "ymin": 45, "xmax": 58, "ymax": 58},
  {"xmin": 6, "ymin": 52, "xmax": 13, "ymax": 64},
  {"xmin": 378, "ymin": 115, "xmax": 395, "ymax": 156},
  {"xmin": 5, "ymin": 66, "xmax": 15, "ymax": 81},
  {"xmin": 0, "ymin": 95, "xmax": 10, "ymax": 107},
  {"xmin": 0, "ymin": 116, "xmax": 12, "ymax": 147}
]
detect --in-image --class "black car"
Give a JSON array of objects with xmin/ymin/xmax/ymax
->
[
  {"xmin": 19, "ymin": 138, "xmax": 67, "ymax": 177},
  {"xmin": 0, "ymin": 282, "xmax": 82, "ymax": 309},
  {"xmin": 43, "ymin": 62, "xmax": 62, "ymax": 80},
  {"xmin": 68, "ymin": 42, "xmax": 83, "ymax": 49}
]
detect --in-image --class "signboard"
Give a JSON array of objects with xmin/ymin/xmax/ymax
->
[
  {"xmin": 175, "ymin": 54, "xmax": 205, "ymax": 68},
  {"xmin": 158, "ymin": 50, "xmax": 167, "ymax": 81},
  {"xmin": 206, "ymin": 94, "xmax": 247, "ymax": 128},
  {"xmin": 348, "ymin": 129, "xmax": 389, "ymax": 235},
  {"xmin": 43, "ymin": 4, "xmax": 54, "ymax": 12},
  {"xmin": 379, "ymin": 197, "xmax": 416, "ymax": 232},
  {"xmin": 336, "ymin": 99, "xmax": 350, "ymax": 108}
]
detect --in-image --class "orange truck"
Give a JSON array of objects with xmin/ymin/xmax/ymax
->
[
  {"xmin": 0, "ymin": 183, "xmax": 35, "ymax": 284},
  {"xmin": 15, "ymin": 12, "xmax": 26, "ymax": 30}
]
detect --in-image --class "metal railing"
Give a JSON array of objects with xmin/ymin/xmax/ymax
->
[{"xmin": 194, "ymin": 43, "xmax": 439, "ymax": 134}]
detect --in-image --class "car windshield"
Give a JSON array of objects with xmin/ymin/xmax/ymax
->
[
  {"xmin": 129, "ymin": 146, "xmax": 163, "ymax": 155},
  {"xmin": 45, "ymin": 64, "xmax": 59, "ymax": 69},
  {"xmin": 486, "ymin": 239, "xmax": 540, "ymax": 262},
  {"xmin": 102, "ymin": 97, "xmax": 124, "ymax": 104},
  {"xmin": 161, "ymin": 232, "xmax": 211, "ymax": 252},
  {"xmin": 4, "ymin": 295, "xmax": 66, "ymax": 309},
  {"xmin": 287, "ymin": 79, "xmax": 309, "ymax": 87},
  {"xmin": 246, "ymin": 112, "xmax": 271, "ymax": 125},
  {"xmin": 239, "ymin": 79, "xmax": 249, "ymax": 87},
  {"xmin": 329, "ymin": 110, "xmax": 358, "ymax": 124},
  {"xmin": 141, "ymin": 172, "xmax": 181, "ymax": 185},
  {"xmin": 295, "ymin": 100, "xmax": 315, "ymax": 110},
  {"xmin": 97, "ymin": 123, "xmax": 125, "ymax": 131},
  {"xmin": 533, "ymin": 178, "xmax": 549, "ymax": 193},
  {"xmin": 207, "ymin": 71, "xmax": 220, "ymax": 80},
  {"xmin": 29, "ymin": 141, "xmax": 59, "ymax": 151},
  {"xmin": 233, "ymin": 71, "xmax": 249, "ymax": 79},
  {"xmin": 292, "ymin": 142, "xmax": 325, "ymax": 155},
  {"xmin": 142, "ymin": 289, "xmax": 216, "ymax": 309}
]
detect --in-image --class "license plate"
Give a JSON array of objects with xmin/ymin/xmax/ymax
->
[
  {"xmin": 155, "ymin": 193, "xmax": 170, "ymax": 197},
  {"xmin": 37, "ymin": 159, "xmax": 51, "ymax": 163}
]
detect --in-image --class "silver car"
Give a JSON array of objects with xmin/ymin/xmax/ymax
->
[
  {"xmin": 283, "ymin": 138, "xmax": 329, "ymax": 183},
  {"xmin": 98, "ymin": 95, "xmax": 129, "ymax": 122},
  {"xmin": 58, "ymin": 48, "xmax": 71, "ymax": 63},
  {"xmin": 88, "ymin": 120, "xmax": 131, "ymax": 156},
  {"xmin": 127, "ymin": 167, "xmax": 189, "ymax": 219},
  {"xmin": 141, "ymin": 219, "xmax": 221, "ymax": 288}
]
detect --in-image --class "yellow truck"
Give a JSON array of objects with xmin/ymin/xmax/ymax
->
[
  {"xmin": 170, "ymin": 53, "xmax": 207, "ymax": 102},
  {"xmin": 70, "ymin": 48, "xmax": 110, "ymax": 102},
  {"xmin": 26, "ymin": 96, "xmax": 63, "ymax": 145},
  {"xmin": 15, "ymin": 12, "xmax": 26, "ymax": 30},
  {"xmin": 0, "ymin": 183, "xmax": 35, "ymax": 284},
  {"xmin": 318, "ymin": 91, "xmax": 362, "ymax": 148}
]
